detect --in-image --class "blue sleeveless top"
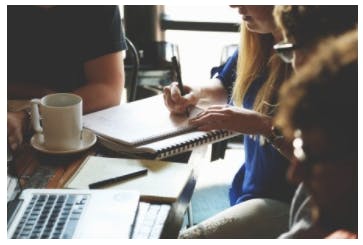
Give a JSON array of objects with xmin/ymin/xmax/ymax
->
[{"xmin": 212, "ymin": 50, "xmax": 295, "ymax": 206}]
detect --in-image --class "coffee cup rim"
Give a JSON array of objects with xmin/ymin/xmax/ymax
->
[{"xmin": 40, "ymin": 93, "xmax": 82, "ymax": 108}]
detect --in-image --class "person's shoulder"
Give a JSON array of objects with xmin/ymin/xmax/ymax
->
[
  {"xmin": 81, "ymin": 6, "xmax": 120, "ymax": 28},
  {"xmin": 8, "ymin": 5, "xmax": 41, "ymax": 18},
  {"xmin": 78, "ymin": 5, "xmax": 118, "ymax": 18}
]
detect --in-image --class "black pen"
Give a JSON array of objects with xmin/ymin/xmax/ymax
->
[
  {"xmin": 171, "ymin": 56, "xmax": 190, "ymax": 116},
  {"xmin": 88, "ymin": 169, "xmax": 148, "ymax": 189},
  {"xmin": 171, "ymin": 56, "xmax": 185, "ymax": 95}
]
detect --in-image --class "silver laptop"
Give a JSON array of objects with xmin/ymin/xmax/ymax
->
[{"xmin": 7, "ymin": 188, "xmax": 140, "ymax": 239}]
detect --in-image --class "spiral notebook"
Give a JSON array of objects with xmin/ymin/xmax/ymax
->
[{"xmin": 83, "ymin": 95, "xmax": 240, "ymax": 159}]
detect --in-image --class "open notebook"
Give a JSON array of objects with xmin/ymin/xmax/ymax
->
[{"xmin": 83, "ymin": 95, "xmax": 240, "ymax": 159}]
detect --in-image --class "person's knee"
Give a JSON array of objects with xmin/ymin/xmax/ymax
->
[
  {"xmin": 239, "ymin": 198, "xmax": 290, "ymax": 218},
  {"xmin": 179, "ymin": 198, "xmax": 290, "ymax": 238}
]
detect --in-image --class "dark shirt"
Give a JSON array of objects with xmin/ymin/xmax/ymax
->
[
  {"xmin": 8, "ymin": 5, "xmax": 126, "ymax": 92},
  {"xmin": 212, "ymin": 50, "xmax": 295, "ymax": 205}
]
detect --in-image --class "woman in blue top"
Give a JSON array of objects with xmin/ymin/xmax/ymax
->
[{"xmin": 164, "ymin": 6, "xmax": 295, "ymax": 238}]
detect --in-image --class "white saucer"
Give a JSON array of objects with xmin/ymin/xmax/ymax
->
[{"xmin": 30, "ymin": 129, "xmax": 97, "ymax": 155}]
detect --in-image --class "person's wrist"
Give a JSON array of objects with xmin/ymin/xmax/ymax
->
[
  {"xmin": 260, "ymin": 115, "xmax": 273, "ymax": 137},
  {"xmin": 265, "ymin": 125, "xmax": 284, "ymax": 145},
  {"xmin": 257, "ymin": 115, "xmax": 283, "ymax": 143},
  {"xmin": 187, "ymin": 86, "xmax": 201, "ymax": 106},
  {"xmin": 193, "ymin": 86, "xmax": 203, "ymax": 100}
]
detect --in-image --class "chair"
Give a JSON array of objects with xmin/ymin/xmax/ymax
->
[
  {"xmin": 124, "ymin": 37, "xmax": 140, "ymax": 102},
  {"xmin": 124, "ymin": 40, "xmax": 181, "ymax": 102}
]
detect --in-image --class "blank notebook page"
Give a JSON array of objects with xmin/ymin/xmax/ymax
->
[
  {"xmin": 83, "ymin": 95, "xmax": 203, "ymax": 146},
  {"xmin": 65, "ymin": 156, "xmax": 192, "ymax": 203}
]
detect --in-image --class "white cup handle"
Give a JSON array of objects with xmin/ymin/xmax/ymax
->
[{"xmin": 30, "ymin": 99, "xmax": 43, "ymax": 133}]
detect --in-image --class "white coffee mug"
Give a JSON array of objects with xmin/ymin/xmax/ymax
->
[{"xmin": 31, "ymin": 93, "xmax": 83, "ymax": 151}]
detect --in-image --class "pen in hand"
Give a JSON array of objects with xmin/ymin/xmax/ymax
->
[
  {"xmin": 171, "ymin": 56, "xmax": 190, "ymax": 116},
  {"xmin": 171, "ymin": 56, "xmax": 185, "ymax": 95},
  {"xmin": 88, "ymin": 169, "xmax": 148, "ymax": 189}
]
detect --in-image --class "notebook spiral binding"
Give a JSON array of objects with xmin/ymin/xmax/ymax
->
[
  {"xmin": 156, "ymin": 130, "xmax": 233, "ymax": 159},
  {"xmin": 96, "ymin": 130, "xmax": 239, "ymax": 160},
  {"xmin": 133, "ymin": 126, "xmax": 196, "ymax": 146}
]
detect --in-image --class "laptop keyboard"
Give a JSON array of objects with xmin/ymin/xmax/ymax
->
[
  {"xmin": 12, "ymin": 196, "xmax": 170, "ymax": 239},
  {"xmin": 132, "ymin": 202, "xmax": 171, "ymax": 239},
  {"xmin": 12, "ymin": 193, "xmax": 89, "ymax": 239}
]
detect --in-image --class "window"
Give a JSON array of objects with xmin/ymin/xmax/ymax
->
[{"xmin": 164, "ymin": 6, "xmax": 240, "ymax": 84}]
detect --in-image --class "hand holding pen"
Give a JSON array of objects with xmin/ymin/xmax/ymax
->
[
  {"xmin": 163, "ymin": 56, "xmax": 199, "ymax": 115},
  {"xmin": 171, "ymin": 56, "xmax": 186, "ymax": 96}
]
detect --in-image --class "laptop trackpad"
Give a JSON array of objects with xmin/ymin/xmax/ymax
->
[{"xmin": 74, "ymin": 190, "xmax": 139, "ymax": 238}]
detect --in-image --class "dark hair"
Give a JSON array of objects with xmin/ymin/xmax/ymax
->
[
  {"xmin": 274, "ymin": 6, "xmax": 357, "ymax": 47},
  {"xmin": 275, "ymin": 29, "xmax": 357, "ymax": 156}
]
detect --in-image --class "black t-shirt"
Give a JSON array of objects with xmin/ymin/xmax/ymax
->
[{"xmin": 8, "ymin": 6, "xmax": 126, "ymax": 92}]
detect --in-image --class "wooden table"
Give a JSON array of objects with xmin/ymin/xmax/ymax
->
[{"xmin": 9, "ymin": 141, "xmax": 209, "ymax": 238}]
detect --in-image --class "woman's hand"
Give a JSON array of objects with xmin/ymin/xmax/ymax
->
[
  {"xmin": 189, "ymin": 105, "xmax": 272, "ymax": 135},
  {"xmin": 7, "ymin": 111, "xmax": 29, "ymax": 151},
  {"xmin": 163, "ymin": 82, "xmax": 200, "ymax": 114}
]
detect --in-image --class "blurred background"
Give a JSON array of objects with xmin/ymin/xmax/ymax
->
[{"xmin": 120, "ymin": 5, "xmax": 240, "ymax": 101}]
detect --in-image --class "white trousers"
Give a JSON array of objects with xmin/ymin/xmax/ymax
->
[{"xmin": 179, "ymin": 198, "xmax": 290, "ymax": 239}]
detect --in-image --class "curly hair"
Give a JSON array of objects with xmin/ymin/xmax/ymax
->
[
  {"xmin": 273, "ymin": 5, "xmax": 357, "ymax": 47},
  {"xmin": 275, "ymin": 29, "xmax": 357, "ymax": 154}
]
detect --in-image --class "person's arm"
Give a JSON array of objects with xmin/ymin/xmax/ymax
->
[
  {"xmin": 195, "ymin": 77, "xmax": 228, "ymax": 103},
  {"xmin": 75, "ymin": 6, "xmax": 125, "ymax": 114},
  {"xmin": 8, "ymin": 83, "xmax": 55, "ymax": 99},
  {"xmin": 163, "ymin": 50, "xmax": 237, "ymax": 114},
  {"xmin": 7, "ymin": 111, "xmax": 30, "ymax": 151},
  {"xmin": 163, "ymin": 78, "xmax": 227, "ymax": 114},
  {"xmin": 189, "ymin": 105, "xmax": 294, "ymax": 160},
  {"xmin": 195, "ymin": 49, "xmax": 238, "ymax": 104},
  {"xmin": 8, "ymin": 50, "xmax": 124, "ymax": 114},
  {"xmin": 74, "ymin": 51, "xmax": 124, "ymax": 114},
  {"xmin": 260, "ymin": 116, "xmax": 294, "ymax": 161},
  {"xmin": 6, "ymin": 52, "xmax": 124, "ymax": 149}
]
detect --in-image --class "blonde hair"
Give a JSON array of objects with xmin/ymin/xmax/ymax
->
[{"xmin": 232, "ymin": 24, "xmax": 290, "ymax": 115}]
